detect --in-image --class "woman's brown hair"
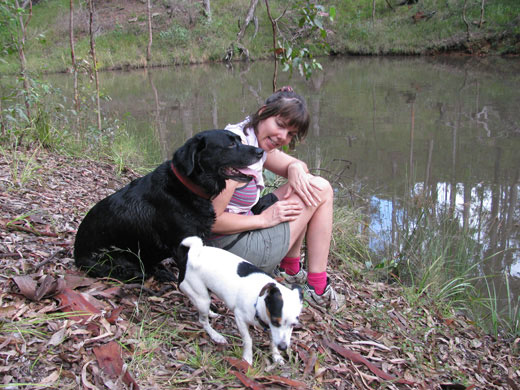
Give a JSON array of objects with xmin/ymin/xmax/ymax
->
[{"xmin": 247, "ymin": 88, "xmax": 309, "ymax": 149}]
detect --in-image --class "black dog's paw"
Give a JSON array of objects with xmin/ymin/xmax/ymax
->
[{"xmin": 153, "ymin": 263, "xmax": 178, "ymax": 283}]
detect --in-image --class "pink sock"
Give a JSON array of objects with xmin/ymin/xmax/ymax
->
[
  {"xmin": 307, "ymin": 272, "xmax": 327, "ymax": 295},
  {"xmin": 279, "ymin": 256, "xmax": 300, "ymax": 276}
]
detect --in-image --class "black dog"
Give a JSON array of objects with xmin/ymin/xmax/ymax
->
[{"xmin": 74, "ymin": 130, "xmax": 264, "ymax": 283}]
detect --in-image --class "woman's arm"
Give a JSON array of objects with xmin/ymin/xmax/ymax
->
[
  {"xmin": 211, "ymin": 179, "xmax": 267, "ymax": 234},
  {"xmin": 264, "ymin": 149, "xmax": 308, "ymax": 178},
  {"xmin": 211, "ymin": 178, "xmax": 302, "ymax": 234},
  {"xmin": 264, "ymin": 149, "xmax": 321, "ymax": 207}
]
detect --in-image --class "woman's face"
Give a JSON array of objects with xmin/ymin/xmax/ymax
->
[{"xmin": 255, "ymin": 115, "xmax": 298, "ymax": 152}]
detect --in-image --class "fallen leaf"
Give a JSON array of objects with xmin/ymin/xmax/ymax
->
[
  {"xmin": 11, "ymin": 274, "xmax": 65, "ymax": 301},
  {"xmin": 93, "ymin": 341, "xmax": 139, "ymax": 390},
  {"xmin": 231, "ymin": 370, "xmax": 265, "ymax": 390},
  {"xmin": 223, "ymin": 356, "xmax": 250, "ymax": 372},
  {"xmin": 39, "ymin": 370, "xmax": 60, "ymax": 384},
  {"xmin": 264, "ymin": 375, "xmax": 307, "ymax": 388},
  {"xmin": 55, "ymin": 287, "xmax": 101, "ymax": 320},
  {"xmin": 48, "ymin": 325, "xmax": 68, "ymax": 346}
]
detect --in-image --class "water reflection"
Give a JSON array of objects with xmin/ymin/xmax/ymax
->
[{"xmin": 42, "ymin": 56, "xmax": 520, "ymax": 308}]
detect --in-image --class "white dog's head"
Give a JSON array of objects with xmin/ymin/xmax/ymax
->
[{"xmin": 256, "ymin": 283, "xmax": 303, "ymax": 352}]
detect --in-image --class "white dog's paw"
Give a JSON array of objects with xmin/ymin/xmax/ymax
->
[
  {"xmin": 243, "ymin": 353, "xmax": 253, "ymax": 366},
  {"xmin": 211, "ymin": 333, "xmax": 228, "ymax": 344},
  {"xmin": 272, "ymin": 354, "xmax": 285, "ymax": 365},
  {"xmin": 208, "ymin": 310, "xmax": 219, "ymax": 318},
  {"xmin": 206, "ymin": 328, "xmax": 228, "ymax": 344}
]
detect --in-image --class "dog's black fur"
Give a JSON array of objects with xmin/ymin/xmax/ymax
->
[{"xmin": 74, "ymin": 130, "xmax": 263, "ymax": 283}]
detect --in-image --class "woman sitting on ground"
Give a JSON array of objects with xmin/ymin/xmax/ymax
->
[{"xmin": 206, "ymin": 87, "xmax": 344, "ymax": 311}]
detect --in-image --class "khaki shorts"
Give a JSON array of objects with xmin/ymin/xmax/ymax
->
[
  {"xmin": 205, "ymin": 222, "xmax": 290, "ymax": 274},
  {"xmin": 205, "ymin": 193, "xmax": 290, "ymax": 274}
]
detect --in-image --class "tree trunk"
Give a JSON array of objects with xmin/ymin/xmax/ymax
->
[
  {"xmin": 146, "ymin": 0, "xmax": 152, "ymax": 64},
  {"xmin": 462, "ymin": 0, "xmax": 470, "ymax": 42},
  {"xmin": 372, "ymin": 0, "xmax": 376, "ymax": 25},
  {"xmin": 237, "ymin": 0, "xmax": 259, "ymax": 42},
  {"xmin": 479, "ymin": 0, "xmax": 486, "ymax": 28},
  {"xmin": 202, "ymin": 0, "xmax": 211, "ymax": 22},
  {"xmin": 0, "ymin": 97, "xmax": 5, "ymax": 137},
  {"xmin": 15, "ymin": 0, "xmax": 32, "ymax": 123},
  {"xmin": 265, "ymin": 0, "xmax": 278, "ymax": 92},
  {"xmin": 88, "ymin": 0, "xmax": 102, "ymax": 131},
  {"xmin": 69, "ymin": 0, "xmax": 80, "ymax": 116}
]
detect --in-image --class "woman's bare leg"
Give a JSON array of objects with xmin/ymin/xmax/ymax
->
[{"xmin": 273, "ymin": 176, "xmax": 333, "ymax": 273}]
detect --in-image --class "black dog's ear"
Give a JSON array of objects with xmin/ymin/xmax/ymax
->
[
  {"xmin": 173, "ymin": 133, "xmax": 206, "ymax": 175},
  {"xmin": 292, "ymin": 284, "xmax": 304, "ymax": 302}
]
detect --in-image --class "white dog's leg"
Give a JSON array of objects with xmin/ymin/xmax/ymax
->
[
  {"xmin": 180, "ymin": 281, "xmax": 227, "ymax": 344},
  {"xmin": 270, "ymin": 340, "xmax": 285, "ymax": 364},
  {"xmin": 235, "ymin": 315, "xmax": 253, "ymax": 365}
]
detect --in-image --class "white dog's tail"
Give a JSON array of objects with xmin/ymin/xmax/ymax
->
[{"xmin": 180, "ymin": 236, "xmax": 204, "ymax": 258}]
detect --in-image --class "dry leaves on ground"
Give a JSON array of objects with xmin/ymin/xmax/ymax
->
[{"xmin": 1, "ymin": 149, "xmax": 518, "ymax": 389}]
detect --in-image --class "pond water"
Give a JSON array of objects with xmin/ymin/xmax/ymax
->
[{"xmin": 45, "ymin": 56, "xmax": 520, "ymax": 311}]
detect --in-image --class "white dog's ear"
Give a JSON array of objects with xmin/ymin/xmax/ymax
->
[
  {"xmin": 260, "ymin": 282, "xmax": 277, "ymax": 297},
  {"xmin": 292, "ymin": 285, "xmax": 303, "ymax": 302}
]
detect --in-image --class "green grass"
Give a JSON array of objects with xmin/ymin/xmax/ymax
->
[
  {"xmin": 330, "ymin": 205, "xmax": 374, "ymax": 277},
  {"xmin": 331, "ymin": 0, "xmax": 520, "ymax": 55},
  {"xmin": 468, "ymin": 270, "xmax": 520, "ymax": 338},
  {"xmin": 1, "ymin": 0, "xmax": 518, "ymax": 74},
  {"xmin": 0, "ymin": 144, "xmax": 41, "ymax": 188},
  {"xmin": 369, "ymin": 201, "xmax": 520, "ymax": 338}
]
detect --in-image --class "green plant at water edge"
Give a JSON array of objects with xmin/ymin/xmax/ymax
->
[
  {"xmin": 391, "ymin": 208, "xmax": 479, "ymax": 300},
  {"xmin": 385, "ymin": 203, "xmax": 520, "ymax": 338},
  {"xmin": 470, "ymin": 270, "xmax": 520, "ymax": 339},
  {"xmin": 0, "ymin": 143, "xmax": 41, "ymax": 188},
  {"xmin": 2, "ymin": 79, "xmax": 78, "ymax": 150},
  {"xmin": 281, "ymin": 1, "xmax": 335, "ymax": 80},
  {"xmin": 107, "ymin": 119, "xmax": 162, "ymax": 176},
  {"xmin": 503, "ymin": 270, "xmax": 520, "ymax": 337},
  {"xmin": 330, "ymin": 205, "xmax": 373, "ymax": 277},
  {"xmin": 401, "ymin": 254, "xmax": 479, "ymax": 308},
  {"xmin": 1, "ymin": 70, "xmax": 160, "ymax": 174}
]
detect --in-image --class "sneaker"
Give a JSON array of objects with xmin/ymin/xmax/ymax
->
[
  {"xmin": 304, "ymin": 279, "xmax": 345, "ymax": 312},
  {"xmin": 273, "ymin": 266, "xmax": 308, "ymax": 286}
]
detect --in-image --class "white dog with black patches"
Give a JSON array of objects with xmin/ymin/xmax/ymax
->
[{"xmin": 180, "ymin": 236, "xmax": 303, "ymax": 365}]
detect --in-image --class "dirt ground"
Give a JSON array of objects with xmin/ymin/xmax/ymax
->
[{"xmin": 0, "ymin": 147, "xmax": 519, "ymax": 389}]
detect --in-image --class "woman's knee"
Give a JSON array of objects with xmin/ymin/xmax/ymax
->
[{"xmin": 310, "ymin": 176, "xmax": 333, "ymax": 202}]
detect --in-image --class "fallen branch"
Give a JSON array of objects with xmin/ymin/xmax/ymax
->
[
  {"xmin": 3, "ymin": 219, "xmax": 58, "ymax": 237},
  {"xmin": 323, "ymin": 338, "xmax": 416, "ymax": 385}
]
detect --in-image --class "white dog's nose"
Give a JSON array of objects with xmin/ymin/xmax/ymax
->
[{"xmin": 278, "ymin": 342, "xmax": 288, "ymax": 351}]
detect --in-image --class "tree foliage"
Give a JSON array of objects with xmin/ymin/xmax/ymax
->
[{"xmin": 270, "ymin": 0, "xmax": 335, "ymax": 81}]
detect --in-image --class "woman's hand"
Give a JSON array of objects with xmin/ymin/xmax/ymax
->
[
  {"xmin": 260, "ymin": 200, "xmax": 302, "ymax": 228},
  {"xmin": 285, "ymin": 162, "xmax": 322, "ymax": 207}
]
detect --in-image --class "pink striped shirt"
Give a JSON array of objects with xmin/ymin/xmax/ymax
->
[{"xmin": 227, "ymin": 179, "xmax": 259, "ymax": 215}]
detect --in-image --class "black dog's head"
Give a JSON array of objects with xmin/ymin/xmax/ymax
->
[{"xmin": 173, "ymin": 130, "xmax": 264, "ymax": 196}]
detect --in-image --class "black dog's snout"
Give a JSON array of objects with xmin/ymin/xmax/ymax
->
[
  {"xmin": 278, "ymin": 342, "xmax": 288, "ymax": 351},
  {"xmin": 254, "ymin": 147, "xmax": 264, "ymax": 158}
]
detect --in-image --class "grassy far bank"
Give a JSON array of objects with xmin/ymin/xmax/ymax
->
[{"xmin": 1, "ymin": 0, "xmax": 519, "ymax": 75}]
